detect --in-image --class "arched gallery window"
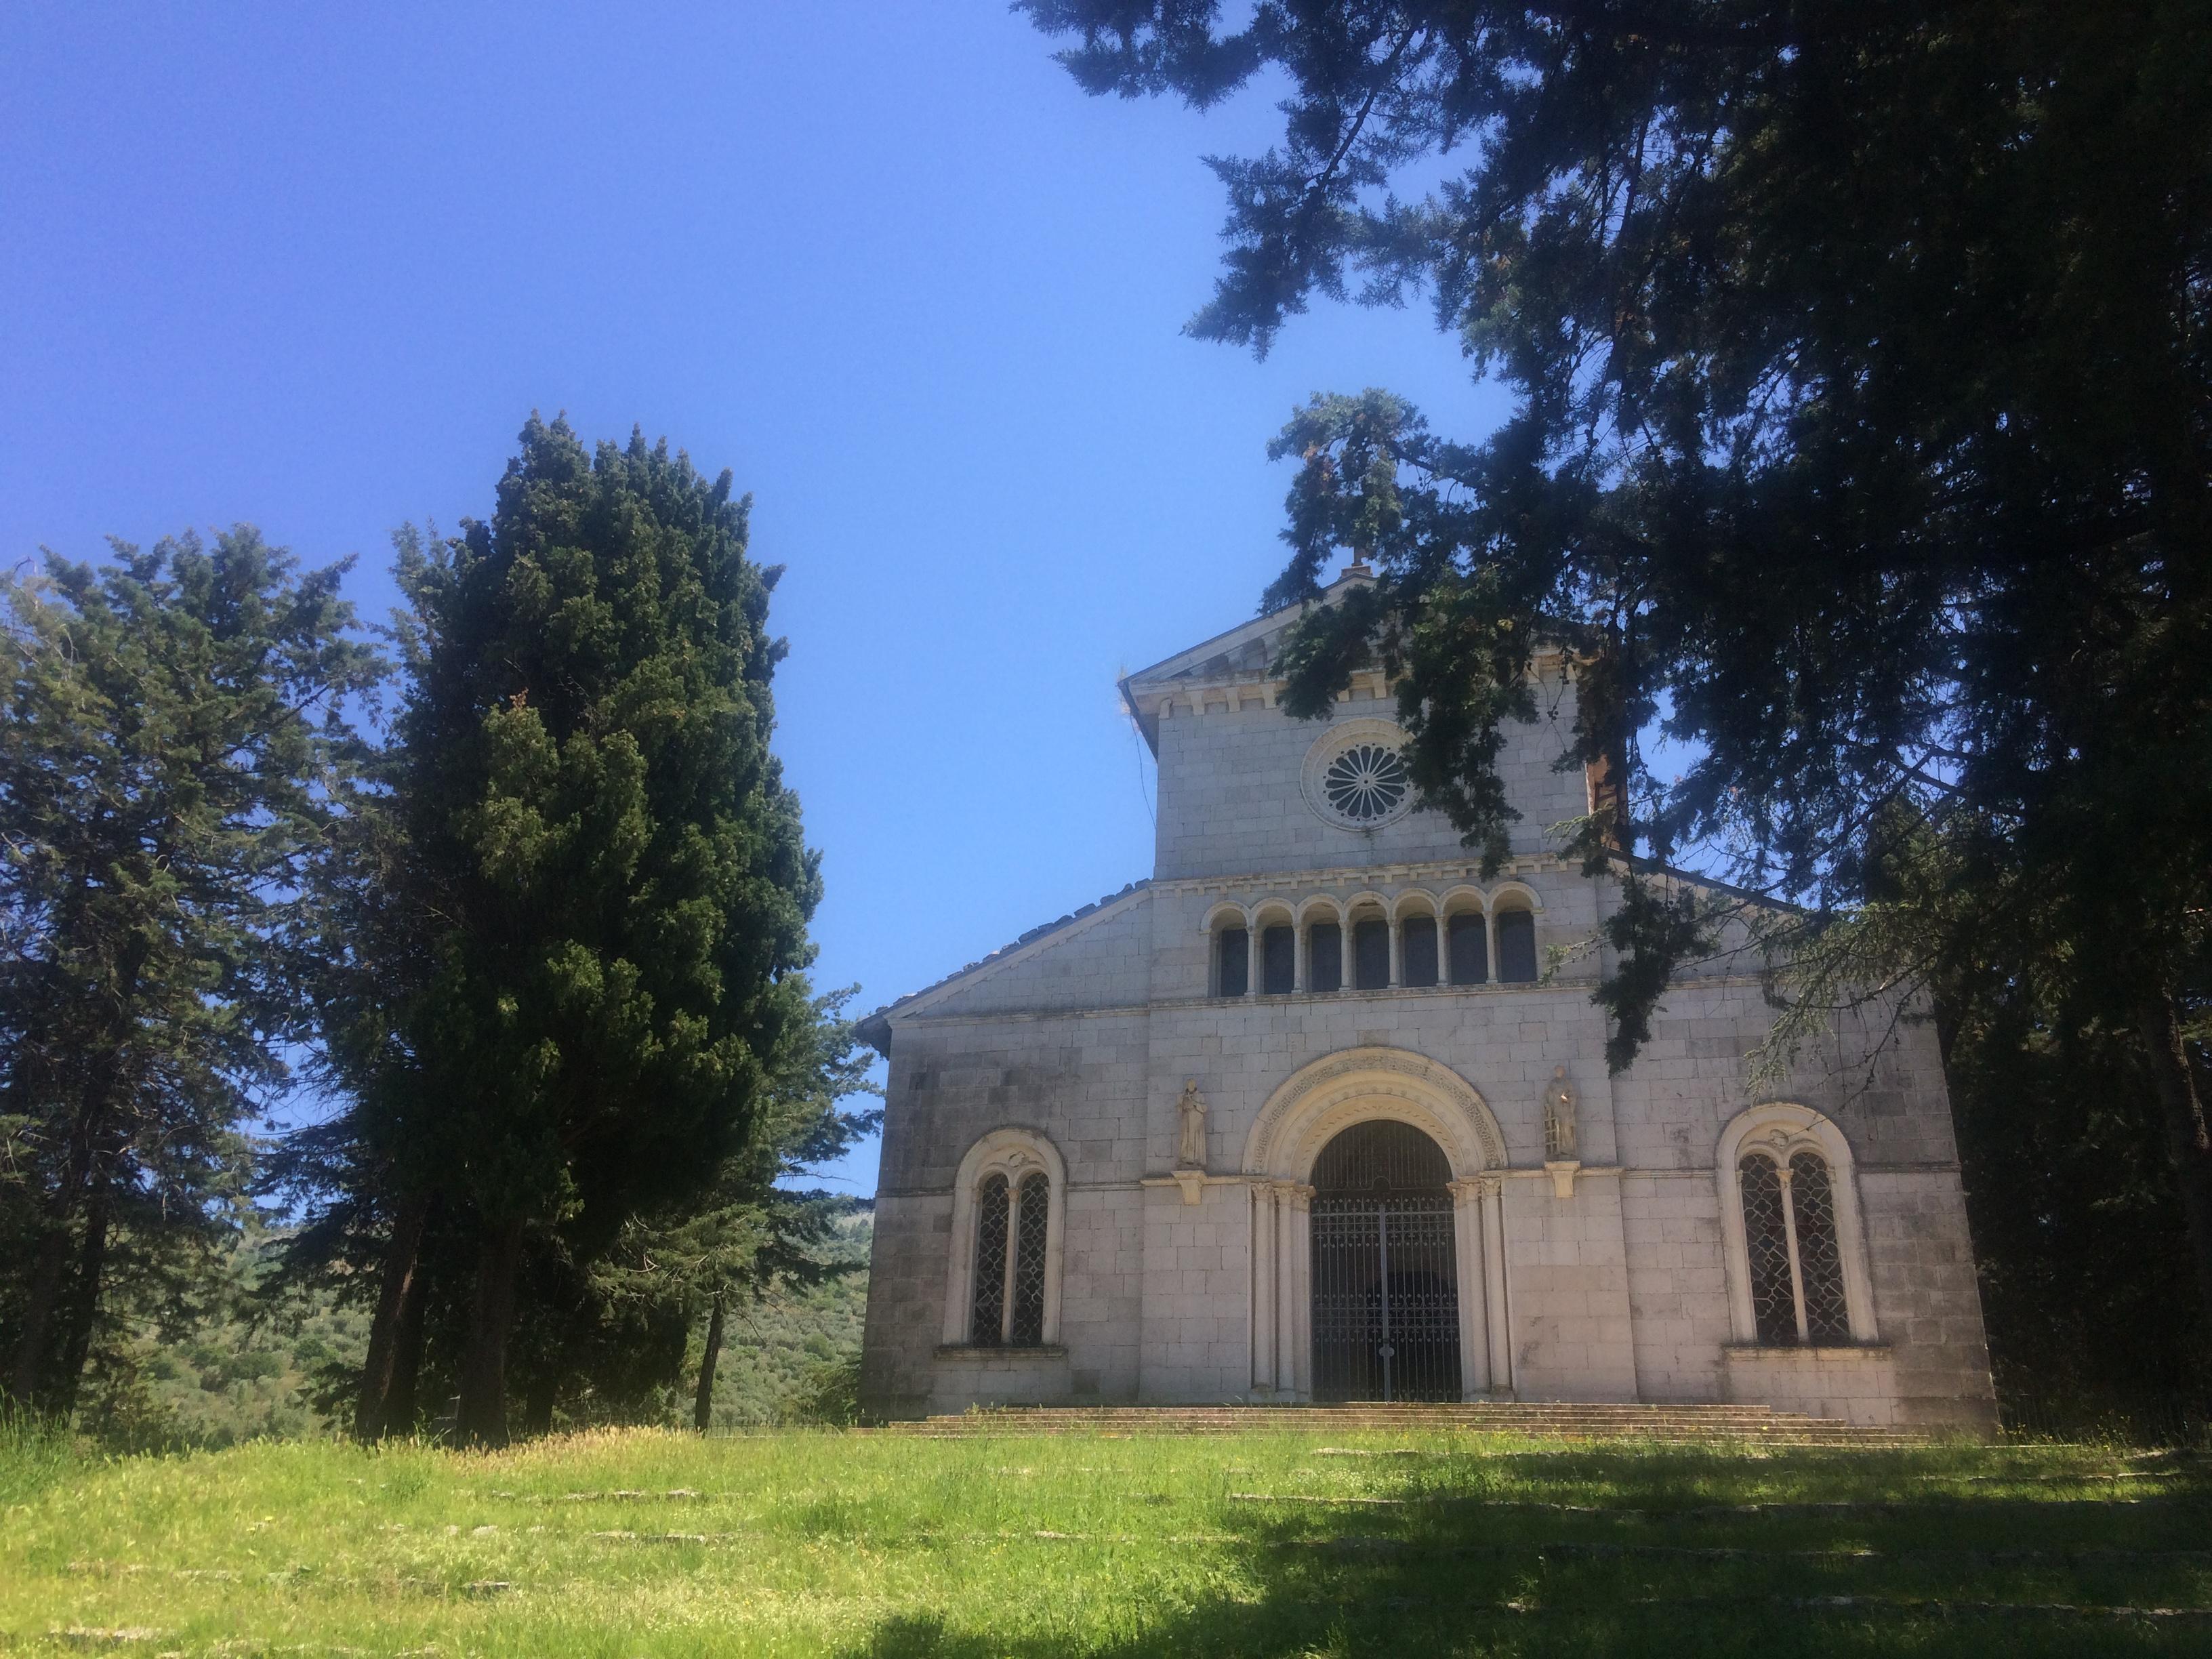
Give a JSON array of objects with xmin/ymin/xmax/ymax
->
[
  {"xmin": 943, "ymin": 1130, "xmax": 1066, "ymax": 1349},
  {"xmin": 1494, "ymin": 907, "xmax": 1538, "ymax": 983},
  {"xmin": 1215, "ymin": 924, "xmax": 1249, "ymax": 997},
  {"xmin": 1718, "ymin": 1105, "xmax": 1875, "ymax": 1346},
  {"xmin": 970, "ymin": 1170, "xmax": 1052, "ymax": 1344}
]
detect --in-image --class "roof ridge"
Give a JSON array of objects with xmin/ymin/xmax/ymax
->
[{"xmin": 856, "ymin": 880, "xmax": 1151, "ymax": 1049}]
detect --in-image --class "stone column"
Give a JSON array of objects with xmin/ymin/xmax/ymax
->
[
  {"xmin": 1251, "ymin": 1183, "xmax": 1278, "ymax": 1393},
  {"xmin": 1387, "ymin": 918, "xmax": 1404, "ymax": 987},
  {"xmin": 1448, "ymin": 1178, "xmax": 1490, "ymax": 1397},
  {"xmin": 1292, "ymin": 927, "xmax": 1307, "ymax": 994},
  {"xmin": 1288, "ymin": 1185, "xmax": 1315, "ymax": 1399},
  {"xmin": 1480, "ymin": 1177, "xmax": 1512, "ymax": 1395},
  {"xmin": 1778, "ymin": 1164, "xmax": 1809, "ymax": 1343}
]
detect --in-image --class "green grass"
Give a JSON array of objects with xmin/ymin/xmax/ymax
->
[{"xmin": 2, "ymin": 1427, "xmax": 2207, "ymax": 1656}]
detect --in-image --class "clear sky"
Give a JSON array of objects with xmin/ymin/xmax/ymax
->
[{"xmin": 1, "ymin": 3, "xmax": 1511, "ymax": 1195}]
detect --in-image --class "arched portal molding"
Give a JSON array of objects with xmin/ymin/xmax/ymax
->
[{"xmin": 1242, "ymin": 1046, "xmax": 1506, "ymax": 1181}]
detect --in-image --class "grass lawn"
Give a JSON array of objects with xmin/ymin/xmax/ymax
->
[{"xmin": 3, "ymin": 1423, "xmax": 2207, "ymax": 1656}]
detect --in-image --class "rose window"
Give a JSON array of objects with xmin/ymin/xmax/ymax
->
[{"xmin": 1322, "ymin": 743, "xmax": 1410, "ymax": 823}]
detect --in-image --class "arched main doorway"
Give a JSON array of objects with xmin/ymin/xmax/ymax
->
[{"xmin": 1309, "ymin": 1120, "xmax": 1463, "ymax": 1401}]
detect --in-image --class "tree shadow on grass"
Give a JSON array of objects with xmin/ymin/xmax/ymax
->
[{"xmin": 844, "ymin": 1448, "xmax": 2212, "ymax": 1659}]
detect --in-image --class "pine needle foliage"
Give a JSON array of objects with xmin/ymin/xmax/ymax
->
[
  {"xmin": 1022, "ymin": 0, "xmax": 2212, "ymax": 1328},
  {"xmin": 0, "ymin": 531, "xmax": 381, "ymax": 1416}
]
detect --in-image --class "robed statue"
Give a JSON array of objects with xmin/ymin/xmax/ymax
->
[
  {"xmin": 1542, "ymin": 1066, "xmax": 1578, "ymax": 1162},
  {"xmin": 1176, "ymin": 1080, "xmax": 1208, "ymax": 1168}
]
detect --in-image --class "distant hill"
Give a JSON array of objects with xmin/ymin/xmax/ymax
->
[
  {"xmin": 91, "ymin": 1206, "xmax": 874, "ymax": 1446},
  {"xmin": 708, "ymin": 1206, "xmax": 872, "ymax": 1428}
]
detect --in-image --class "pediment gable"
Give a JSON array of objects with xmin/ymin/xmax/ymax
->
[
  {"xmin": 856, "ymin": 882, "xmax": 1151, "ymax": 1054},
  {"xmin": 1118, "ymin": 567, "xmax": 1374, "ymax": 754}
]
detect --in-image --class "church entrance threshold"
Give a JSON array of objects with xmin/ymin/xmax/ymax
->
[{"xmin": 1309, "ymin": 1120, "xmax": 1462, "ymax": 1401}]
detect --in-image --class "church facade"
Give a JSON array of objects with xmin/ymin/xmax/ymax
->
[{"xmin": 856, "ymin": 574, "xmax": 1996, "ymax": 1429}]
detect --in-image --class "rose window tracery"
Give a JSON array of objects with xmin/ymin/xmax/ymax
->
[{"xmin": 1322, "ymin": 743, "xmax": 1410, "ymax": 823}]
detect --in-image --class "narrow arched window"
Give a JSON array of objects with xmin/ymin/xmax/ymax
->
[
  {"xmin": 1446, "ymin": 913, "xmax": 1488, "ymax": 984},
  {"xmin": 1352, "ymin": 918, "xmax": 1390, "ymax": 989},
  {"xmin": 970, "ymin": 1173, "xmax": 1010, "ymax": 1342},
  {"xmin": 968, "ymin": 1166, "xmax": 1055, "ymax": 1347},
  {"xmin": 1401, "ymin": 915, "xmax": 1439, "ymax": 987},
  {"xmin": 1740, "ymin": 1149, "xmax": 1853, "ymax": 1344},
  {"xmin": 1307, "ymin": 922, "xmax": 1343, "ymax": 993},
  {"xmin": 1216, "ymin": 926, "xmax": 1249, "ymax": 997},
  {"xmin": 948, "ymin": 1132, "xmax": 1067, "ymax": 1351},
  {"xmin": 1496, "ymin": 909, "xmax": 1538, "ymax": 982}
]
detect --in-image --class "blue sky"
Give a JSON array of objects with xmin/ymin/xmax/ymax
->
[{"xmin": 2, "ymin": 3, "xmax": 1512, "ymax": 1195}]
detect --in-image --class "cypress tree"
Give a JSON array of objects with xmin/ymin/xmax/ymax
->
[{"xmin": 364, "ymin": 417, "xmax": 819, "ymax": 1446}]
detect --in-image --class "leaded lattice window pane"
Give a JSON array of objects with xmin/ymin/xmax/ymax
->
[
  {"xmin": 971, "ymin": 1173, "xmax": 1010, "ymax": 1343},
  {"xmin": 1739, "ymin": 1154, "xmax": 1797, "ymax": 1343},
  {"xmin": 1009, "ymin": 1173, "xmax": 1050, "ymax": 1345},
  {"xmin": 1788, "ymin": 1151, "xmax": 1851, "ymax": 1341}
]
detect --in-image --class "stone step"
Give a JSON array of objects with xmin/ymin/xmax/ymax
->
[{"xmin": 879, "ymin": 1402, "xmax": 1930, "ymax": 1443}]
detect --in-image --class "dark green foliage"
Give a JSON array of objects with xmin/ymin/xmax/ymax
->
[
  {"xmin": 287, "ymin": 416, "xmax": 857, "ymax": 1446},
  {"xmin": 1948, "ymin": 985, "xmax": 2211, "ymax": 1419},
  {"xmin": 394, "ymin": 417, "xmax": 821, "ymax": 1254},
  {"xmin": 1024, "ymin": 1, "xmax": 2212, "ymax": 1331},
  {"xmin": 0, "ymin": 530, "xmax": 380, "ymax": 1415}
]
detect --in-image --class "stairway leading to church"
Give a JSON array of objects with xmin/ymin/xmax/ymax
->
[{"xmin": 880, "ymin": 1402, "xmax": 1934, "ymax": 1444}]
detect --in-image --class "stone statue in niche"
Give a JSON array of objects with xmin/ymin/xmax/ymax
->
[
  {"xmin": 1542, "ymin": 1066, "xmax": 1579, "ymax": 1162},
  {"xmin": 1176, "ymin": 1080, "xmax": 1208, "ymax": 1169}
]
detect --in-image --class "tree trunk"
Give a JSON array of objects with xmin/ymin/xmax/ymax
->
[
  {"xmin": 384, "ymin": 1256, "xmax": 430, "ymax": 1437},
  {"xmin": 7, "ymin": 1225, "xmax": 73, "ymax": 1407},
  {"xmin": 2142, "ymin": 991, "xmax": 2212, "ymax": 1335},
  {"xmin": 9, "ymin": 962, "xmax": 138, "ymax": 1411},
  {"xmin": 522, "ymin": 1368, "xmax": 558, "ymax": 1440},
  {"xmin": 455, "ymin": 1216, "xmax": 525, "ymax": 1448},
  {"xmin": 355, "ymin": 1192, "xmax": 431, "ymax": 1441},
  {"xmin": 46, "ymin": 1169, "xmax": 113, "ymax": 1416},
  {"xmin": 8, "ymin": 1130, "xmax": 100, "ymax": 1409},
  {"xmin": 693, "ymin": 1296, "xmax": 725, "ymax": 1433}
]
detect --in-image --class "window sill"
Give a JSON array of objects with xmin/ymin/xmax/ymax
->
[
  {"xmin": 935, "ymin": 1344, "xmax": 1068, "ymax": 1361},
  {"xmin": 1203, "ymin": 981, "xmax": 1549, "ymax": 1004},
  {"xmin": 1725, "ymin": 1341, "xmax": 1889, "ymax": 1358}
]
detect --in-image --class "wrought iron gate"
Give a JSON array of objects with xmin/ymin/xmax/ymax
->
[{"xmin": 1309, "ymin": 1120, "xmax": 1462, "ymax": 1402}]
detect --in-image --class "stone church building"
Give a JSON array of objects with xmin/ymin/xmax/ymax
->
[{"xmin": 857, "ymin": 571, "xmax": 1996, "ymax": 1429}]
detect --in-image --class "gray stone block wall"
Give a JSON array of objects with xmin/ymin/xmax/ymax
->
[{"xmin": 1152, "ymin": 680, "xmax": 1589, "ymax": 881}]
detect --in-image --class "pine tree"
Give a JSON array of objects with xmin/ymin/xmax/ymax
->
[
  {"xmin": 0, "ymin": 531, "xmax": 380, "ymax": 1414},
  {"xmin": 1023, "ymin": 1, "xmax": 2212, "ymax": 1331}
]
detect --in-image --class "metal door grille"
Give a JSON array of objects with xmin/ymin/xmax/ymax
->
[{"xmin": 1309, "ymin": 1121, "xmax": 1462, "ymax": 1401}]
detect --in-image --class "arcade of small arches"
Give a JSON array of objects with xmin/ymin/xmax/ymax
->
[{"xmin": 1206, "ymin": 886, "xmax": 1541, "ymax": 999}]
